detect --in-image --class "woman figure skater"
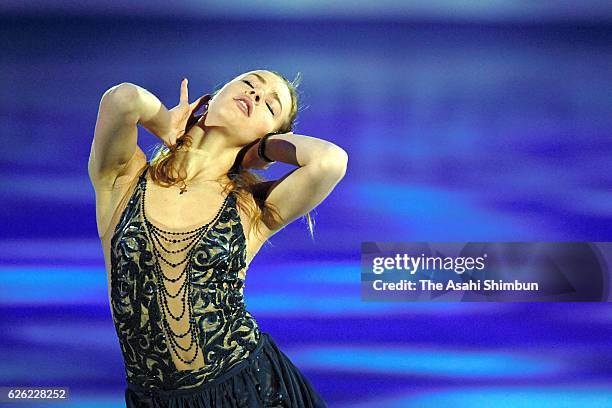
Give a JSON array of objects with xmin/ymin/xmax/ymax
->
[{"xmin": 88, "ymin": 69, "xmax": 347, "ymax": 407}]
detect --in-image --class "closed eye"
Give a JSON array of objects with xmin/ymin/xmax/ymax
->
[{"xmin": 242, "ymin": 80, "xmax": 275, "ymax": 116}]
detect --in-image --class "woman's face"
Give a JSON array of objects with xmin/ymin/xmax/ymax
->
[{"xmin": 203, "ymin": 70, "xmax": 292, "ymax": 146}]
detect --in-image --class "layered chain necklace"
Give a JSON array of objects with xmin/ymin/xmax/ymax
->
[{"xmin": 139, "ymin": 172, "xmax": 230, "ymax": 366}]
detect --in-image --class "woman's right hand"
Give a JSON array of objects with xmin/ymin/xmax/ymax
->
[{"xmin": 164, "ymin": 78, "xmax": 210, "ymax": 148}]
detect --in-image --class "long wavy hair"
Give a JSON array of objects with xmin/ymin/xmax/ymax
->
[{"xmin": 146, "ymin": 70, "xmax": 315, "ymax": 243}]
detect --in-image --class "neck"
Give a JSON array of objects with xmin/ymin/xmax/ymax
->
[{"xmin": 173, "ymin": 119, "xmax": 241, "ymax": 183}]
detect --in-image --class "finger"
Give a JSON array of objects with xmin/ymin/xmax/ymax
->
[
  {"xmin": 180, "ymin": 78, "xmax": 189, "ymax": 104},
  {"xmin": 167, "ymin": 133, "xmax": 176, "ymax": 147}
]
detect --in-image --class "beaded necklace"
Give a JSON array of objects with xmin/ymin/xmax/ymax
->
[{"xmin": 139, "ymin": 171, "xmax": 231, "ymax": 366}]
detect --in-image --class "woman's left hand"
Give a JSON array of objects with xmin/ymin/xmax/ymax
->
[{"xmin": 240, "ymin": 138, "xmax": 273, "ymax": 170}]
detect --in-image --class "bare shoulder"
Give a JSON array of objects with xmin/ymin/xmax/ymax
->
[
  {"xmin": 234, "ymin": 184, "xmax": 278, "ymax": 268},
  {"xmin": 248, "ymin": 179, "xmax": 288, "ymax": 237},
  {"xmin": 88, "ymin": 143, "xmax": 147, "ymax": 191},
  {"xmin": 90, "ymin": 149, "xmax": 148, "ymax": 240}
]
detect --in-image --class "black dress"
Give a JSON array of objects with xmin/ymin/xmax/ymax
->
[{"xmin": 109, "ymin": 163, "xmax": 327, "ymax": 407}]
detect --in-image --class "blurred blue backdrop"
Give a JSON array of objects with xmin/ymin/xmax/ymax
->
[{"xmin": 1, "ymin": 2, "xmax": 612, "ymax": 407}]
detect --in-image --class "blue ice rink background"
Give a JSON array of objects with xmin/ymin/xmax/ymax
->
[{"xmin": 1, "ymin": 2, "xmax": 612, "ymax": 407}]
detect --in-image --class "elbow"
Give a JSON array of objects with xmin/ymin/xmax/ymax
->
[
  {"xmin": 102, "ymin": 83, "xmax": 140, "ymax": 114},
  {"xmin": 317, "ymin": 147, "xmax": 348, "ymax": 179}
]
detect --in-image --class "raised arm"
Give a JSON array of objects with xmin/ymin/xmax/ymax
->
[
  {"xmin": 246, "ymin": 133, "xmax": 348, "ymax": 240},
  {"xmin": 88, "ymin": 80, "xmax": 194, "ymax": 189},
  {"xmin": 88, "ymin": 83, "xmax": 145, "ymax": 188}
]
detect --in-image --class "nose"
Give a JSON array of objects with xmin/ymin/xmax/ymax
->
[{"xmin": 247, "ymin": 88, "xmax": 264, "ymax": 103}]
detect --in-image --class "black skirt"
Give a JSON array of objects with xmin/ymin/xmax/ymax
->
[{"xmin": 124, "ymin": 331, "xmax": 327, "ymax": 408}]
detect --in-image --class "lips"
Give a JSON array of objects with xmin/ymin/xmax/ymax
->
[
  {"xmin": 235, "ymin": 99, "xmax": 249, "ymax": 116},
  {"xmin": 233, "ymin": 96, "xmax": 252, "ymax": 117}
]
